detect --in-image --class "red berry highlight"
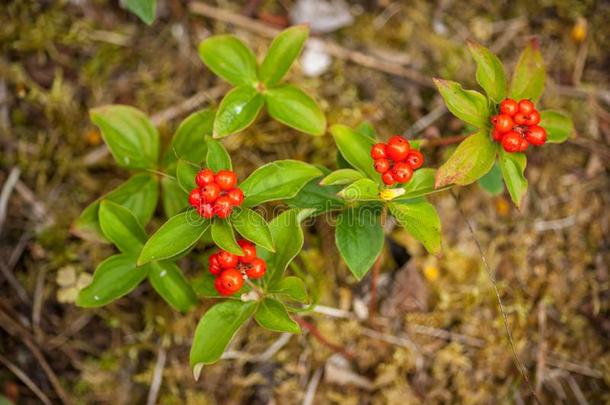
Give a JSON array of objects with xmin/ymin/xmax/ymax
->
[
  {"xmin": 371, "ymin": 143, "xmax": 387, "ymax": 159},
  {"xmin": 500, "ymin": 99, "xmax": 519, "ymax": 116},
  {"xmin": 237, "ymin": 240, "xmax": 256, "ymax": 264},
  {"xmin": 526, "ymin": 126, "xmax": 547, "ymax": 146},
  {"xmin": 501, "ymin": 131, "xmax": 522, "ymax": 153},
  {"xmin": 246, "ymin": 258, "xmax": 266, "ymax": 279},
  {"xmin": 405, "ymin": 150, "xmax": 424, "ymax": 170},
  {"xmin": 215, "ymin": 170, "xmax": 237, "ymax": 191},
  {"xmin": 495, "ymin": 114, "xmax": 514, "ymax": 133},
  {"xmin": 374, "ymin": 158, "xmax": 391, "ymax": 174},
  {"xmin": 382, "ymin": 171, "xmax": 395, "ymax": 186},
  {"xmin": 217, "ymin": 250, "xmax": 238, "ymax": 269},
  {"xmin": 518, "ymin": 99, "xmax": 535, "ymax": 115},
  {"xmin": 386, "ymin": 136, "xmax": 410, "ymax": 161},
  {"xmin": 218, "ymin": 269, "xmax": 243, "ymax": 294},
  {"xmin": 195, "ymin": 169, "xmax": 215, "ymax": 187}
]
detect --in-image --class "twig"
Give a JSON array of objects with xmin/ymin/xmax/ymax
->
[
  {"xmin": 0, "ymin": 167, "xmax": 20, "ymax": 237},
  {"xmin": 451, "ymin": 191, "xmax": 541, "ymax": 405},
  {"xmin": 535, "ymin": 302, "xmax": 547, "ymax": 397},
  {"xmin": 222, "ymin": 332, "xmax": 293, "ymax": 362},
  {"xmin": 293, "ymin": 315, "xmax": 354, "ymax": 359},
  {"xmin": 302, "ymin": 366, "xmax": 323, "ymax": 405},
  {"xmin": 421, "ymin": 134, "xmax": 468, "ymax": 148},
  {"xmin": 146, "ymin": 345, "xmax": 167, "ymax": 405},
  {"xmin": 0, "ymin": 353, "xmax": 52, "ymax": 405},
  {"xmin": 360, "ymin": 327, "xmax": 424, "ymax": 370},
  {"xmin": 405, "ymin": 103, "xmax": 447, "ymax": 136}
]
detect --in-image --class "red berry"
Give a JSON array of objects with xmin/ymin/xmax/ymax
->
[
  {"xmin": 371, "ymin": 143, "xmax": 387, "ymax": 159},
  {"xmin": 374, "ymin": 158, "xmax": 391, "ymax": 174},
  {"xmin": 392, "ymin": 162, "xmax": 413, "ymax": 183},
  {"xmin": 501, "ymin": 131, "xmax": 522, "ymax": 153},
  {"xmin": 518, "ymin": 99, "xmax": 535, "ymax": 115},
  {"xmin": 215, "ymin": 170, "xmax": 237, "ymax": 191},
  {"xmin": 494, "ymin": 114, "xmax": 514, "ymax": 133},
  {"xmin": 213, "ymin": 196, "xmax": 233, "ymax": 219},
  {"xmin": 197, "ymin": 203, "xmax": 214, "ymax": 219},
  {"xmin": 246, "ymin": 258, "xmax": 266, "ymax": 279},
  {"xmin": 188, "ymin": 188, "xmax": 203, "ymax": 208},
  {"xmin": 491, "ymin": 128, "xmax": 504, "ymax": 142},
  {"xmin": 219, "ymin": 268, "xmax": 244, "ymax": 294},
  {"xmin": 490, "ymin": 115, "xmax": 499, "ymax": 126},
  {"xmin": 518, "ymin": 138, "xmax": 529, "ymax": 152},
  {"xmin": 214, "ymin": 277, "xmax": 232, "ymax": 296},
  {"xmin": 208, "ymin": 253, "xmax": 222, "ymax": 276},
  {"xmin": 525, "ymin": 125, "xmax": 547, "ymax": 146},
  {"xmin": 405, "ymin": 150, "xmax": 424, "ymax": 170},
  {"xmin": 217, "ymin": 250, "xmax": 238, "ymax": 269},
  {"xmin": 227, "ymin": 188, "xmax": 244, "ymax": 206},
  {"xmin": 524, "ymin": 111, "xmax": 541, "ymax": 126},
  {"xmin": 237, "ymin": 240, "xmax": 256, "ymax": 264},
  {"xmin": 513, "ymin": 112, "xmax": 527, "ymax": 125},
  {"xmin": 195, "ymin": 169, "xmax": 215, "ymax": 187},
  {"xmin": 386, "ymin": 136, "xmax": 410, "ymax": 161},
  {"xmin": 381, "ymin": 171, "xmax": 395, "ymax": 186},
  {"xmin": 500, "ymin": 99, "xmax": 519, "ymax": 116},
  {"xmin": 200, "ymin": 183, "xmax": 221, "ymax": 203}
]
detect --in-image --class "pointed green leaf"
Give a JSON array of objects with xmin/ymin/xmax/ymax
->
[
  {"xmin": 161, "ymin": 176, "xmax": 188, "ymax": 218},
  {"xmin": 433, "ymin": 79, "xmax": 490, "ymax": 128},
  {"xmin": 176, "ymin": 159, "xmax": 199, "ymax": 193},
  {"xmin": 478, "ymin": 163, "xmax": 504, "ymax": 195},
  {"xmin": 389, "ymin": 200, "xmax": 441, "ymax": 253},
  {"xmin": 435, "ymin": 129, "xmax": 496, "ymax": 188},
  {"xmin": 99, "ymin": 201, "xmax": 147, "ymax": 254},
  {"xmin": 213, "ymin": 86, "xmax": 264, "ymax": 138},
  {"xmin": 330, "ymin": 124, "xmax": 379, "ymax": 181},
  {"xmin": 510, "ymin": 38, "xmax": 545, "ymax": 102},
  {"xmin": 255, "ymin": 298, "xmax": 300, "ymax": 333},
  {"xmin": 190, "ymin": 300, "xmax": 256, "ymax": 367},
  {"xmin": 259, "ymin": 25, "xmax": 309, "ymax": 86},
  {"xmin": 540, "ymin": 110, "xmax": 573, "ymax": 144},
  {"xmin": 265, "ymin": 84, "xmax": 326, "ymax": 136},
  {"xmin": 205, "ymin": 136, "xmax": 232, "ymax": 171},
  {"xmin": 285, "ymin": 177, "xmax": 344, "ymax": 215},
  {"xmin": 355, "ymin": 121, "xmax": 377, "ymax": 140},
  {"xmin": 198, "ymin": 35, "xmax": 257, "ymax": 86},
  {"xmin": 90, "ymin": 105, "xmax": 159, "ymax": 169},
  {"xmin": 230, "ymin": 207, "xmax": 274, "ymax": 251},
  {"xmin": 240, "ymin": 160, "xmax": 323, "ymax": 207},
  {"xmin": 149, "ymin": 262, "xmax": 197, "ymax": 312},
  {"xmin": 125, "ymin": 0, "xmax": 156, "ymax": 25},
  {"xmin": 170, "ymin": 109, "xmax": 214, "ymax": 163},
  {"xmin": 498, "ymin": 148, "xmax": 528, "ymax": 208},
  {"xmin": 211, "ymin": 218, "xmax": 243, "ymax": 255},
  {"xmin": 269, "ymin": 276, "xmax": 308, "ymax": 302},
  {"xmin": 76, "ymin": 254, "xmax": 149, "ymax": 307},
  {"xmin": 400, "ymin": 168, "xmax": 436, "ymax": 199},
  {"xmin": 338, "ymin": 178, "xmax": 379, "ymax": 202},
  {"xmin": 467, "ymin": 41, "xmax": 507, "ymax": 103},
  {"xmin": 320, "ymin": 169, "xmax": 365, "ymax": 186}
]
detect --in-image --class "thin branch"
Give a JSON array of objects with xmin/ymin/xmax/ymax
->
[
  {"xmin": 293, "ymin": 315, "xmax": 354, "ymax": 359},
  {"xmin": 146, "ymin": 345, "xmax": 167, "ymax": 405},
  {"xmin": 0, "ymin": 353, "xmax": 52, "ymax": 405}
]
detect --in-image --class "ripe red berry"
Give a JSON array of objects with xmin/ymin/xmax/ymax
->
[
  {"xmin": 500, "ymin": 99, "xmax": 519, "ymax": 116},
  {"xmin": 197, "ymin": 203, "xmax": 214, "ymax": 219},
  {"xmin": 524, "ymin": 111, "xmax": 541, "ymax": 126},
  {"xmin": 371, "ymin": 143, "xmax": 387, "ymax": 160},
  {"xmin": 214, "ymin": 277, "xmax": 232, "ymax": 296},
  {"xmin": 195, "ymin": 169, "xmax": 215, "ymax": 187},
  {"xmin": 226, "ymin": 188, "xmax": 244, "ymax": 206},
  {"xmin": 217, "ymin": 250, "xmax": 238, "ymax": 269},
  {"xmin": 490, "ymin": 115, "xmax": 499, "ymax": 126},
  {"xmin": 215, "ymin": 170, "xmax": 237, "ymax": 191},
  {"xmin": 525, "ymin": 125, "xmax": 547, "ymax": 146},
  {"xmin": 491, "ymin": 128, "xmax": 504, "ymax": 142},
  {"xmin": 188, "ymin": 188, "xmax": 203, "ymax": 208},
  {"xmin": 200, "ymin": 183, "xmax": 221, "ymax": 203},
  {"xmin": 386, "ymin": 136, "xmax": 410, "ymax": 161},
  {"xmin": 518, "ymin": 138, "xmax": 529, "ymax": 152},
  {"xmin": 494, "ymin": 114, "xmax": 514, "ymax": 133},
  {"xmin": 237, "ymin": 240, "xmax": 256, "ymax": 264},
  {"xmin": 518, "ymin": 99, "xmax": 535, "ymax": 115},
  {"xmin": 208, "ymin": 253, "xmax": 222, "ymax": 276},
  {"xmin": 218, "ymin": 269, "xmax": 244, "ymax": 294},
  {"xmin": 405, "ymin": 150, "xmax": 424, "ymax": 170},
  {"xmin": 213, "ymin": 196, "xmax": 233, "ymax": 219},
  {"xmin": 501, "ymin": 131, "xmax": 522, "ymax": 153},
  {"xmin": 374, "ymin": 158, "xmax": 391, "ymax": 174},
  {"xmin": 513, "ymin": 112, "xmax": 527, "ymax": 125},
  {"xmin": 392, "ymin": 162, "xmax": 413, "ymax": 183},
  {"xmin": 246, "ymin": 258, "xmax": 267, "ymax": 279},
  {"xmin": 381, "ymin": 171, "xmax": 395, "ymax": 186}
]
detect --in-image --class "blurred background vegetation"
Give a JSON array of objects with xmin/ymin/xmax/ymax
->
[{"xmin": 1, "ymin": 0, "xmax": 609, "ymax": 403}]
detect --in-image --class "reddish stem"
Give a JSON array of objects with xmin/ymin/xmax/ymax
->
[{"xmin": 293, "ymin": 315, "xmax": 355, "ymax": 359}]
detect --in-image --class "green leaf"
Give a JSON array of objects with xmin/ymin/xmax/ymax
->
[
  {"xmin": 213, "ymin": 86, "xmax": 264, "ymax": 138},
  {"xmin": 76, "ymin": 254, "xmax": 149, "ymax": 307},
  {"xmin": 170, "ymin": 109, "xmax": 214, "ymax": 163},
  {"xmin": 510, "ymin": 38, "xmax": 545, "ymax": 102},
  {"xmin": 330, "ymin": 124, "xmax": 379, "ymax": 181},
  {"xmin": 285, "ymin": 177, "xmax": 344, "ymax": 215},
  {"xmin": 190, "ymin": 301, "xmax": 256, "ymax": 370},
  {"xmin": 400, "ymin": 168, "xmax": 436, "ymax": 199},
  {"xmin": 338, "ymin": 178, "xmax": 379, "ymax": 202},
  {"xmin": 161, "ymin": 176, "xmax": 188, "ymax": 217},
  {"xmin": 198, "ymin": 35, "xmax": 258, "ymax": 86},
  {"xmin": 498, "ymin": 148, "xmax": 528, "ymax": 208},
  {"xmin": 478, "ymin": 163, "xmax": 504, "ymax": 195},
  {"xmin": 138, "ymin": 211, "xmax": 210, "ymax": 265},
  {"xmin": 259, "ymin": 209, "xmax": 306, "ymax": 288},
  {"xmin": 435, "ymin": 129, "xmax": 496, "ymax": 188},
  {"xmin": 90, "ymin": 105, "xmax": 159, "ymax": 169},
  {"xmin": 265, "ymin": 84, "xmax": 326, "ymax": 136},
  {"xmin": 176, "ymin": 159, "xmax": 199, "ymax": 193},
  {"xmin": 149, "ymin": 262, "xmax": 197, "ymax": 312},
  {"xmin": 73, "ymin": 173, "xmax": 158, "ymax": 242},
  {"xmin": 240, "ymin": 160, "xmax": 323, "ymax": 206},
  {"xmin": 259, "ymin": 25, "xmax": 309, "ymax": 86},
  {"xmin": 98, "ymin": 201, "xmax": 147, "ymax": 254},
  {"xmin": 125, "ymin": 0, "xmax": 156, "ymax": 25},
  {"xmin": 192, "ymin": 272, "xmax": 251, "ymax": 298},
  {"xmin": 336, "ymin": 206, "xmax": 384, "ymax": 280},
  {"xmin": 255, "ymin": 298, "xmax": 301, "ymax": 333},
  {"xmin": 389, "ymin": 200, "xmax": 441, "ymax": 253},
  {"xmin": 467, "ymin": 41, "xmax": 507, "ymax": 103},
  {"xmin": 433, "ymin": 79, "xmax": 490, "ymax": 128},
  {"xmin": 211, "ymin": 218, "xmax": 243, "ymax": 255},
  {"xmin": 269, "ymin": 276, "xmax": 308, "ymax": 302},
  {"xmin": 540, "ymin": 110, "xmax": 573, "ymax": 144},
  {"xmin": 205, "ymin": 136, "xmax": 232, "ymax": 171},
  {"xmin": 230, "ymin": 208, "xmax": 274, "ymax": 251},
  {"xmin": 320, "ymin": 169, "xmax": 365, "ymax": 186},
  {"xmin": 355, "ymin": 121, "xmax": 377, "ymax": 140}
]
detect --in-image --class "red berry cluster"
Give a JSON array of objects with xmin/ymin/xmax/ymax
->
[
  {"xmin": 491, "ymin": 99, "xmax": 547, "ymax": 153},
  {"xmin": 371, "ymin": 135, "xmax": 424, "ymax": 186},
  {"xmin": 209, "ymin": 240, "xmax": 267, "ymax": 296},
  {"xmin": 188, "ymin": 169, "xmax": 244, "ymax": 219}
]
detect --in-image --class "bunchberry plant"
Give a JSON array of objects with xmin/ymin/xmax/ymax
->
[{"xmin": 73, "ymin": 26, "xmax": 574, "ymax": 377}]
